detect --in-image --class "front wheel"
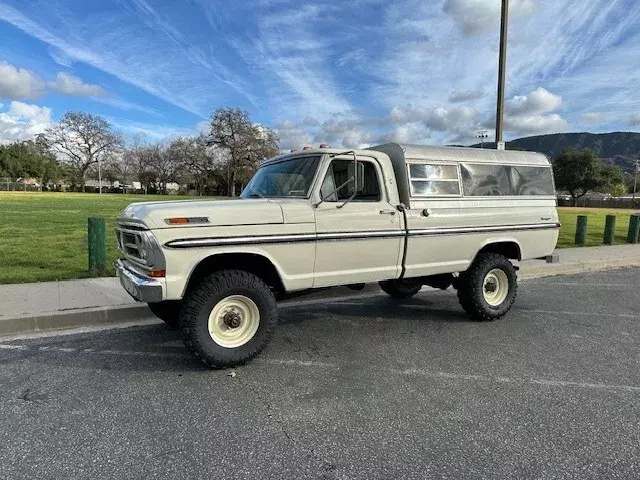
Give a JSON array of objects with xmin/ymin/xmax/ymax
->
[
  {"xmin": 180, "ymin": 270, "xmax": 278, "ymax": 368},
  {"xmin": 457, "ymin": 253, "xmax": 517, "ymax": 321}
]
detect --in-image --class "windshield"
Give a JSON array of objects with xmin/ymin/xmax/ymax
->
[{"xmin": 240, "ymin": 155, "xmax": 320, "ymax": 198}]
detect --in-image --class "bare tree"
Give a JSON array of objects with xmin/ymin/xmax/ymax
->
[
  {"xmin": 205, "ymin": 108, "xmax": 279, "ymax": 196},
  {"xmin": 148, "ymin": 142, "xmax": 181, "ymax": 194},
  {"xmin": 41, "ymin": 111, "xmax": 123, "ymax": 191},
  {"xmin": 168, "ymin": 135, "xmax": 228, "ymax": 195}
]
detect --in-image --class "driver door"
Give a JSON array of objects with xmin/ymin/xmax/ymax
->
[{"xmin": 312, "ymin": 157, "xmax": 403, "ymax": 287}]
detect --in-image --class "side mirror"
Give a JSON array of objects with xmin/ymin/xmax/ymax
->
[{"xmin": 348, "ymin": 162, "xmax": 365, "ymax": 193}]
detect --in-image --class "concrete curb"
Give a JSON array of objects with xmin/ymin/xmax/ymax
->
[
  {"xmin": 519, "ymin": 259, "xmax": 640, "ymax": 278},
  {"xmin": 0, "ymin": 305, "xmax": 152, "ymax": 337},
  {"xmin": 1, "ymin": 261, "xmax": 638, "ymax": 338}
]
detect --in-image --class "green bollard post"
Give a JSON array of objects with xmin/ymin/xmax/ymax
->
[
  {"xmin": 627, "ymin": 214, "xmax": 640, "ymax": 244},
  {"xmin": 88, "ymin": 217, "xmax": 106, "ymax": 276},
  {"xmin": 603, "ymin": 215, "xmax": 616, "ymax": 245},
  {"xmin": 575, "ymin": 215, "xmax": 587, "ymax": 246}
]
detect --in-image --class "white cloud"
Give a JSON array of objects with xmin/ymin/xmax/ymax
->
[
  {"xmin": 377, "ymin": 123, "xmax": 431, "ymax": 144},
  {"xmin": 482, "ymin": 87, "xmax": 571, "ymax": 136},
  {"xmin": 0, "ymin": 101, "xmax": 53, "ymax": 143},
  {"xmin": 49, "ymin": 46, "xmax": 74, "ymax": 67},
  {"xmin": 504, "ymin": 113, "xmax": 569, "ymax": 136},
  {"xmin": 506, "ymin": 87, "xmax": 562, "ymax": 115},
  {"xmin": 390, "ymin": 105, "xmax": 478, "ymax": 133},
  {"xmin": 0, "ymin": 61, "xmax": 45, "ymax": 99},
  {"xmin": 581, "ymin": 112, "xmax": 607, "ymax": 124},
  {"xmin": 449, "ymin": 90, "xmax": 485, "ymax": 103},
  {"xmin": 628, "ymin": 114, "xmax": 640, "ymax": 126},
  {"xmin": 50, "ymin": 72, "xmax": 104, "ymax": 97},
  {"xmin": 443, "ymin": 0, "xmax": 539, "ymax": 36},
  {"xmin": 274, "ymin": 120, "xmax": 314, "ymax": 150}
]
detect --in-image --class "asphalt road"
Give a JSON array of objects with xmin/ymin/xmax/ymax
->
[{"xmin": 1, "ymin": 268, "xmax": 639, "ymax": 480}]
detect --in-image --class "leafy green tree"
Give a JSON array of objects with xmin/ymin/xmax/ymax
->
[
  {"xmin": 599, "ymin": 164, "xmax": 624, "ymax": 194},
  {"xmin": 553, "ymin": 149, "xmax": 618, "ymax": 206},
  {"xmin": 611, "ymin": 183, "xmax": 628, "ymax": 197}
]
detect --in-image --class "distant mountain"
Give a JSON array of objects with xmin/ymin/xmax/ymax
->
[{"xmin": 470, "ymin": 132, "xmax": 640, "ymax": 172}]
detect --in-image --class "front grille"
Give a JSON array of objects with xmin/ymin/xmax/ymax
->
[{"xmin": 116, "ymin": 225, "xmax": 146, "ymax": 264}]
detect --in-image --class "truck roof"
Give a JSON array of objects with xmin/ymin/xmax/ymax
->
[
  {"xmin": 266, "ymin": 143, "xmax": 550, "ymax": 167},
  {"xmin": 368, "ymin": 143, "xmax": 551, "ymax": 166}
]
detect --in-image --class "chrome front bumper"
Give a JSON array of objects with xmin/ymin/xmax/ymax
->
[{"xmin": 114, "ymin": 259, "xmax": 163, "ymax": 303}]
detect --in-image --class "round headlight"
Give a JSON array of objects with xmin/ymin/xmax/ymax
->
[{"xmin": 135, "ymin": 235, "xmax": 148, "ymax": 261}]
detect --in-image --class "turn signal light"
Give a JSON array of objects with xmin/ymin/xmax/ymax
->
[
  {"xmin": 167, "ymin": 217, "xmax": 189, "ymax": 224},
  {"xmin": 147, "ymin": 268, "xmax": 166, "ymax": 278},
  {"xmin": 319, "ymin": 143, "xmax": 330, "ymax": 148},
  {"xmin": 302, "ymin": 146, "xmax": 312, "ymax": 150},
  {"xmin": 165, "ymin": 217, "xmax": 210, "ymax": 225}
]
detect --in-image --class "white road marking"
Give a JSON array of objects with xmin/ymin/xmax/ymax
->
[
  {"xmin": 523, "ymin": 282, "xmax": 636, "ymax": 288},
  {"xmin": 257, "ymin": 358, "xmax": 337, "ymax": 368},
  {"xmin": 0, "ymin": 344, "xmax": 28, "ymax": 350},
  {"xmin": 523, "ymin": 309, "xmax": 639, "ymax": 319},
  {"xmin": 2, "ymin": 342, "xmax": 637, "ymax": 393},
  {"xmin": 396, "ymin": 368, "xmax": 640, "ymax": 393}
]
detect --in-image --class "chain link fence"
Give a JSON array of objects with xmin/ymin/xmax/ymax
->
[
  {"xmin": 0, "ymin": 178, "xmax": 44, "ymax": 192},
  {"xmin": 557, "ymin": 196, "xmax": 640, "ymax": 209}
]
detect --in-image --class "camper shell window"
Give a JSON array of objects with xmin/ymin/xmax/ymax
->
[
  {"xmin": 460, "ymin": 164, "xmax": 555, "ymax": 197},
  {"xmin": 407, "ymin": 163, "xmax": 461, "ymax": 197}
]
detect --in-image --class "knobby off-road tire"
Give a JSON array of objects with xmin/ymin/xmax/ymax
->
[
  {"xmin": 457, "ymin": 253, "xmax": 518, "ymax": 321},
  {"xmin": 180, "ymin": 269, "xmax": 278, "ymax": 368},
  {"xmin": 379, "ymin": 278, "xmax": 422, "ymax": 299},
  {"xmin": 147, "ymin": 301, "xmax": 182, "ymax": 328}
]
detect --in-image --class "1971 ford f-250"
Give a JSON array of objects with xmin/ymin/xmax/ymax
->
[{"xmin": 115, "ymin": 143, "xmax": 559, "ymax": 368}]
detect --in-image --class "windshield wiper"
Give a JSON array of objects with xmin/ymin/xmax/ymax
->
[{"xmin": 246, "ymin": 192, "xmax": 264, "ymax": 198}]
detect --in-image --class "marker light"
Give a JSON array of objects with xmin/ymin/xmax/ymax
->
[{"xmin": 165, "ymin": 217, "xmax": 210, "ymax": 225}]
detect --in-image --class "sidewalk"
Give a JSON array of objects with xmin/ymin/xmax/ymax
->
[{"xmin": 1, "ymin": 244, "xmax": 639, "ymax": 336}]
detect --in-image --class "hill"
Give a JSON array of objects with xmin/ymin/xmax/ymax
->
[{"xmin": 470, "ymin": 132, "xmax": 640, "ymax": 172}]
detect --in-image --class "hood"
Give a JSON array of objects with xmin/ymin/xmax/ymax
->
[{"xmin": 118, "ymin": 199, "xmax": 285, "ymax": 228}]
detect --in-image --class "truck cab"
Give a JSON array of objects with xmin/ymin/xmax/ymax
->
[{"xmin": 115, "ymin": 143, "xmax": 559, "ymax": 368}]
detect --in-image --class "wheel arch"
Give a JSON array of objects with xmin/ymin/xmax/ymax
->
[
  {"xmin": 471, "ymin": 239, "xmax": 523, "ymax": 264},
  {"xmin": 182, "ymin": 252, "xmax": 286, "ymax": 298}
]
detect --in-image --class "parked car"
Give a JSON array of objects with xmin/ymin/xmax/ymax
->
[{"xmin": 115, "ymin": 143, "xmax": 560, "ymax": 368}]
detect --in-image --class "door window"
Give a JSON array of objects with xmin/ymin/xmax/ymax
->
[{"xmin": 320, "ymin": 160, "xmax": 381, "ymax": 202}]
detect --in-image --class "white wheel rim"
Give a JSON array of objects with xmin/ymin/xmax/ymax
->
[
  {"xmin": 483, "ymin": 269, "xmax": 509, "ymax": 307},
  {"xmin": 208, "ymin": 295, "xmax": 260, "ymax": 348}
]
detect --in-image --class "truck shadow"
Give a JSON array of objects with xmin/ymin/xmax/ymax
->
[
  {"xmin": 279, "ymin": 296, "xmax": 470, "ymax": 325},
  {"xmin": 0, "ymin": 295, "xmax": 472, "ymax": 373}
]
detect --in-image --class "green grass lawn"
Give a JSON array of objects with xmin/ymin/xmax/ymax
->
[
  {"xmin": 557, "ymin": 207, "xmax": 636, "ymax": 248},
  {"xmin": 0, "ymin": 192, "xmax": 637, "ymax": 284},
  {"xmin": 0, "ymin": 192, "xmax": 218, "ymax": 284}
]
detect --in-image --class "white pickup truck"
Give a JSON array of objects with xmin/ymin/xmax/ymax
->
[{"xmin": 115, "ymin": 143, "xmax": 559, "ymax": 368}]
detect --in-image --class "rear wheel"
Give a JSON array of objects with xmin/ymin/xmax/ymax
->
[
  {"xmin": 147, "ymin": 301, "xmax": 182, "ymax": 328},
  {"xmin": 457, "ymin": 253, "xmax": 517, "ymax": 321},
  {"xmin": 379, "ymin": 278, "xmax": 422, "ymax": 299},
  {"xmin": 180, "ymin": 269, "xmax": 278, "ymax": 368}
]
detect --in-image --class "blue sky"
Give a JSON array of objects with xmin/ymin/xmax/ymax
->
[{"xmin": 1, "ymin": 0, "xmax": 640, "ymax": 149}]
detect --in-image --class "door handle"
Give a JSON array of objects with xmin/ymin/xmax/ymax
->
[{"xmin": 380, "ymin": 209, "xmax": 396, "ymax": 215}]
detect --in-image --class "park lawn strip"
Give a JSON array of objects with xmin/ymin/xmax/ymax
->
[
  {"xmin": 0, "ymin": 192, "xmax": 216, "ymax": 284},
  {"xmin": 556, "ymin": 208, "xmax": 635, "ymax": 248},
  {"xmin": 0, "ymin": 193, "xmax": 637, "ymax": 284}
]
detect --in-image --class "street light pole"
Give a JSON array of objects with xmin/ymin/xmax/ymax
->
[
  {"xmin": 495, "ymin": 0, "xmax": 509, "ymax": 150},
  {"xmin": 98, "ymin": 157, "xmax": 103, "ymax": 194},
  {"xmin": 476, "ymin": 130, "xmax": 489, "ymax": 149},
  {"xmin": 633, "ymin": 158, "xmax": 639, "ymax": 201}
]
